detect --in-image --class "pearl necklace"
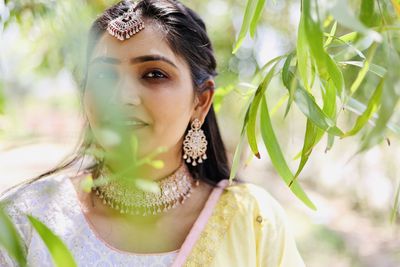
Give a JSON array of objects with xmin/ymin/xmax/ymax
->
[{"xmin": 93, "ymin": 161, "xmax": 199, "ymax": 216}]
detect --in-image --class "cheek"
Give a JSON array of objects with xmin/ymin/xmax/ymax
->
[
  {"xmin": 83, "ymin": 91, "xmax": 100, "ymax": 126},
  {"xmin": 148, "ymin": 91, "xmax": 194, "ymax": 135}
]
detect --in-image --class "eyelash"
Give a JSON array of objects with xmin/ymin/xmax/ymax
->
[
  {"xmin": 92, "ymin": 69, "xmax": 168, "ymax": 82},
  {"xmin": 143, "ymin": 70, "xmax": 168, "ymax": 80}
]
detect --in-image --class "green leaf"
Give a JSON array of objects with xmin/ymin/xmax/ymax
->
[
  {"xmin": 282, "ymin": 53, "xmax": 294, "ymax": 89},
  {"xmin": 326, "ymin": 134, "xmax": 335, "ymax": 152},
  {"xmin": 324, "ymin": 21, "xmax": 337, "ymax": 47},
  {"xmin": 349, "ymin": 42, "xmax": 379, "ymax": 96},
  {"xmin": 321, "ymin": 79, "xmax": 338, "ymax": 124},
  {"xmin": 229, "ymin": 130, "xmax": 247, "ymax": 184},
  {"xmin": 252, "ymin": 54, "xmax": 287, "ymax": 85},
  {"xmin": 392, "ymin": 0, "xmax": 400, "ymax": 17},
  {"xmin": 130, "ymin": 134, "xmax": 139, "ymax": 161},
  {"xmin": 302, "ymin": 0, "xmax": 327, "ymax": 76},
  {"xmin": 79, "ymin": 174, "xmax": 94, "ymax": 193},
  {"xmin": 330, "ymin": 34, "xmax": 367, "ymax": 60},
  {"xmin": 297, "ymin": 15, "xmax": 311, "ymax": 91},
  {"xmin": 342, "ymin": 79, "xmax": 384, "ymax": 137},
  {"xmin": 338, "ymin": 61, "xmax": 386, "ymax": 77},
  {"xmin": 344, "ymin": 97, "xmax": 400, "ymax": 135},
  {"xmin": 213, "ymin": 85, "xmax": 235, "ymax": 113},
  {"xmin": 293, "ymin": 119, "xmax": 318, "ymax": 178},
  {"xmin": 270, "ymin": 93, "xmax": 289, "ymax": 116},
  {"xmin": 133, "ymin": 179, "xmax": 160, "ymax": 194},
  {"xmin": 260, "ymin": 96, "xmax": 316, "ymax": 210},
  {"xmin": 359, "ymin": 0, "xmax": 376, "ymax": 27},
  {"xmin": 326, "ymin": 54, "xmax": 344, "ymax": 99},
  {"xmin": 294, "ymin": 85, "xmax": 343, "ymax": 136},
  {"xmin": 282, "ymin": 53, "xmax": 296, "ymax": 117},
  {"xmin": 27, "ymin": 215, "xmax": 77, "ymax": 267},
  {"xmin": 337, "ymin": 31, "xmax": 359, "ymax": 43},
  {"xmin": 0, "ymin": 207, "xmax": 27, "ymax": 267},
  {"xmin": 357, "ymin": 84, "xmax": 399, "ymax": 152},
  {"xmin": 250, "ymin": 0, "xmax": 267, "ymax": 38},
  {"xmin": 329, "ymin": 0, "xmax": 382, "ymax": 42},
  {"xmin": 293, "ymin": 79, "xmax": 336, "ymax": 160},
  {"xmin": 149, "ymin": 160, "xmax": 165, "ymax": 170},
  {"xmin": 321, "ymin": 80, "xmax": 337, "ymax": 152},
  {"xmin": 229, "ymin": 95, "xmax": 255, "ymax": 183},
  {"xmin": 246, "ymin": 63, "xmax": 278, "ymax": 159},
  {"xmin": 357, "ymin": 43, "xmax": 400, "ymax": 153},
  {"xmin": 391, "ymin": 180, "xmax": 400, "ymax": 223},
  {"xmin": 232, "ymin": 0, "xmax": 258, "ymax": 54},
  {"xmin": 333, "ymin": 39, "xmax": 373, "ymax": 64},
  {"xmin": 302, "ymin": 0, "xmax": 344, "ymax": 96}
]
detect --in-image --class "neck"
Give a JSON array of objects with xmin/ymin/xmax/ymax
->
[{"xmin": 104, "ymin": 146, "xmax": 183, "ymax": 182}]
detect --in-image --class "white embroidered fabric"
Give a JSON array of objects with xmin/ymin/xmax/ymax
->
[{"xmin": 0, "ymin": 174, "xmax": 179, "ymax": 267}]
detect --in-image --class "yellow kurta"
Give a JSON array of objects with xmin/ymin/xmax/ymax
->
[{"xmin": 182, "ymin": 182, "xmax": 305, "ymax": 267}]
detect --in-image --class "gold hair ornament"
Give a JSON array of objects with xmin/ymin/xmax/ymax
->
[{"xmin": 107, "ymin": 2, "xmax": 145, "ymax": 41}]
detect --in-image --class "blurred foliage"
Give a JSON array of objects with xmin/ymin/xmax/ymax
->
[
  {"xmin": 0, "ymin": 205, "xmax": 26, "ymax": 266},
  {"xmin": 27, "ymin": 215, "xmax": 77, "ymax": 267}
]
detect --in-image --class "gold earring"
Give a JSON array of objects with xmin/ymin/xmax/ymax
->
[{"xmin": 183, "ymin": 118, "xmax": 208, "ymax": 166}]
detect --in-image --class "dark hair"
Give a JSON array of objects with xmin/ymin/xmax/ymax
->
[{"xmin": 6, "ymin": 0, "xmax": 234, "ymax": 191}]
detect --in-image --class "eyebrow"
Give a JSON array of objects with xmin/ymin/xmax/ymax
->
[{"xmin": 90, "ymin": 54, "xmax": 178, "ymax": 69}]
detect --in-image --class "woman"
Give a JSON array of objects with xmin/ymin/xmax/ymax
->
[{"xmin": 0, "ymin": 0, "xmax": 305, "ymax": 266}]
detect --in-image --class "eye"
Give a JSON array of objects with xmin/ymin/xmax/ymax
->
[
  {"xmin": 87, "ymin": 68, "xmax": 118, "ymax": 90},
  {"xmin": 143, "ymin": 70, "xmax": 168, "ymax": 79},
  {"xmin": 96, "ymin": 72, "xmax": 106, "ymax": 79}
]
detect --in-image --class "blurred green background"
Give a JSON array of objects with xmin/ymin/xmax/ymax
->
[{"xmin": 0, "ymin": 0, "xmax": 399, "ymax": 266}]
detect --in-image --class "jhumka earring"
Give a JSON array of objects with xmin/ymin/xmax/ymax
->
[
  {"xmin": 107, "ymin": 1, "xmax": 145, "ymax": 41},
  {"xmin": 183, "ymin": 118, "xmax": 208, "ymax": 166}
]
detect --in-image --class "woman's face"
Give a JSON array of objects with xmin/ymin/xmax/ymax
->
[{"xmin": 84, "ymin": 22, "xmax": 214, "ymax": 168}]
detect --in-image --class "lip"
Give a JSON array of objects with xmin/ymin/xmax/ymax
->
[
  {"xmin": 126, "ymin": 123, "xmax": 148, "ymax": 130},
  {"xmin": 101, "ymin": 119, "xmax": 149, "ymax": 129},
  {"xmin": 123, "ymin": 120, "xmax": 148, "ymax": 128},
  {"xmin": 102, "ymin": 115, "xmax": 148, "ymax": 124},
  {"xmin": 120, "ymin": 117, "xmax": 149, "ymax": 131},
  {"xmin": 126, "ymin": 117, "xmax": 148, "ymax": 125}
]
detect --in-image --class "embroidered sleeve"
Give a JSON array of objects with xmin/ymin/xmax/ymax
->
[
  {"xmin": 0, "ymin": 247, "xmax": 18, "ymax": 267},
  {"xmin": 250, "ymin": 185, "xmax": 306, "ymax": 267}
]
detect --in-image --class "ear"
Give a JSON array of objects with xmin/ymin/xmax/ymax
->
[{"xmin": 192, "ymin": 79, "xmax": 215, "ymax": 123}]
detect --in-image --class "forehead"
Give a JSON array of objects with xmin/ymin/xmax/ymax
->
[{"xmin": 92, "ymin": 23, "xmax": 183, "ymax": 68}]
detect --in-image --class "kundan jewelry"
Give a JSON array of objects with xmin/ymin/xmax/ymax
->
[
  {"xmin": 93, "ymin": 161, "xmax": 199, "ymax": 216},
  {"xmin": 183, "ymin": 118, "xmax": 208, "ymax": 166},
  {"xmin": 107, "ymin": 1, "xmax": 145, "ymax": 41}
]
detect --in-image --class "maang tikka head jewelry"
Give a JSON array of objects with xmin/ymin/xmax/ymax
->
[
  {"xmin": 107, "ymin": 1, "xmax": 145, "ymax": 41},
  {"xmin": 183, "ymin": 118, "xmax": 208, "ymax": 166}
]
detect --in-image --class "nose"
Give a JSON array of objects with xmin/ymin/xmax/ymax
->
[{"xmin": 110, "ymin": 74, "xmax": 142, "ymax": 107}]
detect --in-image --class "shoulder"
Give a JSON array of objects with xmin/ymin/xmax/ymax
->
[
  {"xmin": 0, "ymin": 155, "xmax": 97, "ymax": 209},
  {"xmin": 0, "ymin": 172, "xmax": 71, "ymax": 216},
  {"xmin": 224, "ymin": 182, "xmax": 306, "ymax": 266},
  {"xmin": 224, "ymin": 181, "xmax": 282, "ymax": 210},
  {"xmin": 224, "ymin": 181, "xmax": 287, "ymax": 225},
  {"xmin": 0, "ymin": 173, "xmax": 70, "ymax": 250}
]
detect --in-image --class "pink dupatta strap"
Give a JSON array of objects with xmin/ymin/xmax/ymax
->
[{"xmin": 171, "ymin": 179, "xmax": 230, "ymax": 267}]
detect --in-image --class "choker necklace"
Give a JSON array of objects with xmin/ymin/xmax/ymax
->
[{"xmin": 93, "ymin": 161, "xmax": 199, "ymax": 216}]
